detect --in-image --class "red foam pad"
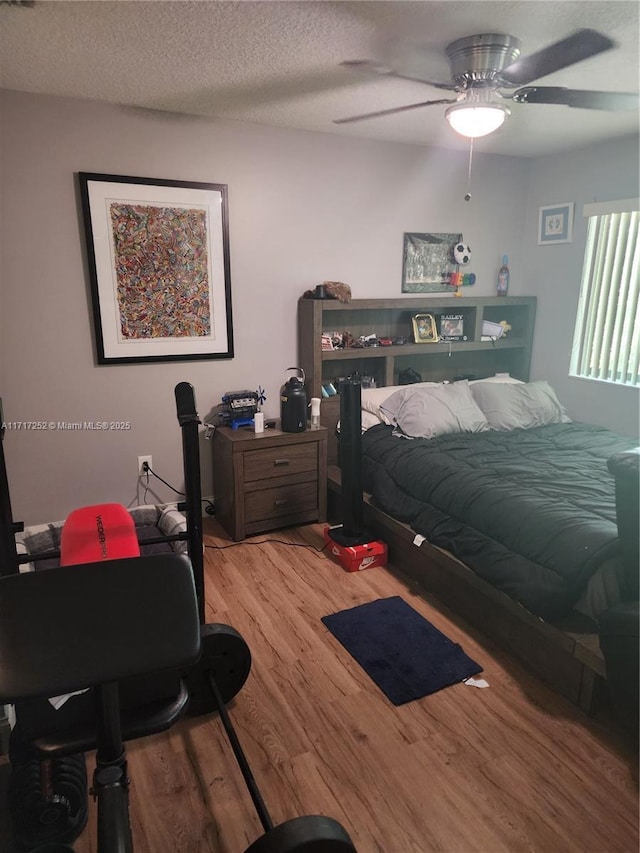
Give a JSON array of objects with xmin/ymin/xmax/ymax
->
[{"xmin": 61, "ymin": 503, "xmax": 140, "ymax": 566}]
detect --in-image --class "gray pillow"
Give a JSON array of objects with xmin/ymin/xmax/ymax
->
[
  {"xmin": 380, "ymin": 381, "xmax": 489, "ymax": 439},
  {"xmin": 361, "ymin": 381, "xmax": 439, "ymax": 425},
  {"xmin": 470, "ymin": 380, "xmax": 571, "ymax": 430}
]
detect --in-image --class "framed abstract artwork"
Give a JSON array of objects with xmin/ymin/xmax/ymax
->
[
  {"xmin": 79, "ymin": 172, "xmax": 233, "ymax": 364},
  {"xmin": 538, "ymin": 202, "xmax": 574, "ymax": 245}
]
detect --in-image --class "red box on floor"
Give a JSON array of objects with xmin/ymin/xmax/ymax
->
[{"xmin": 323, "ymin": 526, "xmax": 388, "ymax": 572}]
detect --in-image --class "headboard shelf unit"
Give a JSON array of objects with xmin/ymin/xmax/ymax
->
[
  {"xmin": 322, "ymin": 335, "xmax": 529, "ymax": 359},
  {"xmin": 299, "ymin": 295, "xmax": 536, "ymax": 387},
  {"xmin": 298, "ymin": 296, "xmax": 536, "ymax": 463}
]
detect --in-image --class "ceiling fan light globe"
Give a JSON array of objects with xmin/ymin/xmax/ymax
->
[{"xmin": 445, "ymin": 103, "xmax": 510, "ymax": 138}]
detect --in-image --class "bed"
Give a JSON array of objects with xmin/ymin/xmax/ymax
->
[{"xmin": 328, "ymin": 376, "xmax": 638, "ymax": 711}]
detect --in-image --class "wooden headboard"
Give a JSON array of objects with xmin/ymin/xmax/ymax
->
[{"xmin": 298, "ymin": 295, "xmax": 537, "ymax": 466}]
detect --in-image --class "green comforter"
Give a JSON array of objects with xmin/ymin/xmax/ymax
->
[{"xmin": 361, "ymin": 422, "xmax": 636, "ymax": 620}]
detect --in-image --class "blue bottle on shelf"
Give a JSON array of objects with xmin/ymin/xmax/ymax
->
[{"xmin": 497, "ymin": 255, "xmax": 509, "ymax": 296}]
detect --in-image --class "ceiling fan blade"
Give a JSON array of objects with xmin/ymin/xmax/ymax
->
[
  {"xmin": 334, "ymin": 97, "xmax": 457, "ymax": 125},
  {"xmin": 340, "ymin": 60, "xmax": 456, "ymax": 91},
  {"xmin": 499, "ymin": 29, "xmax": 615, "ymax": 86},
  {"xmin": 512, "ymin": 86, "xmax": 639, "ymax": 110}
]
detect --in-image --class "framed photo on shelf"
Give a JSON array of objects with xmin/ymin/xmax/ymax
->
[
  {"xmin": 412, "ymin": 313, "xmax": 439, "ymax": 343},
  {"xmin": 438, "ymin": 313, "xmax": 466, "ymax": 341},
  {"xmin": 538, "ymin": 202, "xmax": 574, "ymax": 245},
  {"xmin": 79, "ymin": 172, "xmax": 234, "ymax": 364}
]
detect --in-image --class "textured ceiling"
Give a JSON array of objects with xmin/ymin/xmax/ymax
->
[{"xmin": 1, "ymin": 0, "xmax": 638, "ymax": 157}]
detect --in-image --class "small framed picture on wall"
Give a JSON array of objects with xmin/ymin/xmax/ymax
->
[{"xmin": 538, "ymin": 202, "xmax": 574, "ymax": 245}]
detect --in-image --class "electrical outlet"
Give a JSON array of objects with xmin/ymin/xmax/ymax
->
[{"xmin": 137, "ymin": 455, "xmax": 152, "ymax": 477}]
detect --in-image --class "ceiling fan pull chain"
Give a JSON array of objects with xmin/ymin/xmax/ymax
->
[{"xmin": 465, "ymin": 137, "xmax": 474, "ymax": 201}]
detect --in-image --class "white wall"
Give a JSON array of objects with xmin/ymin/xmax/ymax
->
[
  {"xmin": 522, "ymin": 135, "xmax": 640, "ymax": 438},
  {"xmin": 1, "ymin": 90, "xmax": 531, "ymax": 524}
]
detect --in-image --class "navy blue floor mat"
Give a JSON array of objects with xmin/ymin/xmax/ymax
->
[{"xmin": 322, "ymin": 596, "xmax": 482, "ymax": 705}]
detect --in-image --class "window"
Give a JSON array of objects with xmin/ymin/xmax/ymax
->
[{"xmin": 570, "ymin": 198, "xmax": 639, "ymax": 387}]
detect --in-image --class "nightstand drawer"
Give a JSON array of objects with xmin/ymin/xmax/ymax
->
[
  {"xmin": 245, "ymin": 481, "xmax": 318, "ymax": 523},
  {"xmin": 244, "ymin": 443, "xmax": 317, "ymax": 482},
  {"xmin": 212, "ymin": 426, "xmax": 327, "ymax": 540}
]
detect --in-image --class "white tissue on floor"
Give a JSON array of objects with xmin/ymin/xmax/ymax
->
[{"xmin": 464, "ymin": 677, "xmax": 490, "ymax": 688}]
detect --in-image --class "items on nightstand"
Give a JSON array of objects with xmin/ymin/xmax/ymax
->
[
  {"xmin": 280, "ymin": 367, "xmax": 307, "ymax": 433},
  {"xmin": 220, "ymin": 389, "xmax": 260, "ymax": 430},
  {"xmin": 205, "ymin": 386, "xmax": 266, "ymax": 435},
  {"xmin": 310, "ymin": 397, "xmax": 321, "ymax": 429}
]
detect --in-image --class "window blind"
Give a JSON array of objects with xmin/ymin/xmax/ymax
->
[{"xmin": 570, "ymin": 206, "xmax": 640, "ymax": 386}]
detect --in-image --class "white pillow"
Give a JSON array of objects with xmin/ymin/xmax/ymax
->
[
  {"xmin": 336, "ymin": 411, "xmax": 390, "ymax": 433},
  {"xmin": 361, "ymin": 410, "xmax": 385, "ymax": 431},
  {"xmin": 380, "ymin": 381, "xmax": 489, "ymax": 439},
  {"xmin": 470, "ymin": 380, "xmax": 571, "ymax": 430},
  {"xmin": 469, "ymin": 374, "xmax": 524, "ymax": 385},
  {"xmin": 361, "ymin": 382, "xmax": 440, "ymax": 426}
]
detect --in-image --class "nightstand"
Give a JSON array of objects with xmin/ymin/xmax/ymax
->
[{"xmin": 212, "ymin": 426, "xmax": 328, "ymax": 541}]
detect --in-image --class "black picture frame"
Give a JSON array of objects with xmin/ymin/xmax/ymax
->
[
  {"xmin": 438, "ymin": 313, "xmax": 467, "ymax": 341},
  {"xmin": 79, "ymin": 172, "xmax": 234, "ymax": 364}
]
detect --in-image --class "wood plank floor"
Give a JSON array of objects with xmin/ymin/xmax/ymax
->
[{"xmin": 1, "ymin": 519, "xmax": 638, "ymax": 852}]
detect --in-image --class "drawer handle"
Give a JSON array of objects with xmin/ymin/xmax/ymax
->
[
  {"xmin": 274, "ymin": 499, "xmax": 289, "ymax": 507},
  {"xmin": 273, "ymin": 459, "xmax": 290, "ymax": 467}
]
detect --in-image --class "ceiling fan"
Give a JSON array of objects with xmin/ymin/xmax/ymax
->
[{"xmin": 335, "ymin": 29, "xmax": 638, "ymax": 138}]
